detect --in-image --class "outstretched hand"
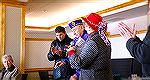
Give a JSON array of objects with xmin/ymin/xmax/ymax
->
[{"xmin": 118, "ymin": 22, "xmax": 136, "ymax": 41}]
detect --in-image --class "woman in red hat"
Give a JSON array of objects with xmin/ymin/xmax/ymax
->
[{"xmin": 68, "ymin": 13, "xmax": 113, "ymax": 80}]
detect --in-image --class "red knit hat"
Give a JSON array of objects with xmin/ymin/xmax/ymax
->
[{"xmin": 81, "ymin": 13, "xmax": 102, "ymax": 32}]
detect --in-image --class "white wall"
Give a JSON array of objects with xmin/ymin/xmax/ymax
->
[
  {"xmin": 108, "ymin": 15, "xmax": 148, "ymax": 59},
  {"xmin": 110, "ymin": 33, "xmax": 146, "ymax": 59},
  {"xmin": 107, "ymin": 15, "xmax": 148, "ymax": 35},
  {"xmin": 5, "ymin": 6, "xmax": 22, "ymax": 68},
  {"xmin": 26, "ymin": 32, "xmax": 56, "ymax": 38},
  {"xmin": 25, "ymin": 41, "xmax": 54, "ymax": 68}
]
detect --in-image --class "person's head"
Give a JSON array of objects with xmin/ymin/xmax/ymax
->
[
  {"xmin": 81, "ymin": 13, "xmax": 102, "ymax": 34},
  {"xmin": 68, "ymin": 19, "xmax": 85, "ymax": 38},
  {"xmin": 2, "ymin": 54, "xmax": 13, "ymax": 69},
  {"xmin": 55, "ymin": 26, "xmax": 66, "ymax": 41}
]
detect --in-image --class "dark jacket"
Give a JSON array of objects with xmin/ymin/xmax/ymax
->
[
  {"xmin": 47, "ymin": 35, "xmax": 75, "ymax": 79},
  {"xmin": 126, "ymin": 25, "xmax": 150, "ymax": 77},
  {"xmin": 47, "ymin": 35, "xmax": 72, "ymax": 62},
  {"xmin": 70, "ymin": 32, "xmax": 113, "ymax": 80}
]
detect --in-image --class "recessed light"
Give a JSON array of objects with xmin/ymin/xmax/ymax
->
[
  {"xmin": 42, "ymin": 10, "xmax": 48, "ymax": 13},
  {"xmin": 17, "ymin": 0, "xmax": 29, "ymax": 2}
]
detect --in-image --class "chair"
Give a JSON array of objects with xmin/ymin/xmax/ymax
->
[
  {"xmin": 22, "ymin": 73, "xmax": 28, "ymax": 80},
  {"xmin": 38, "ymin": 70, "xmax": 50, "ymax": 80},
  {"xmin": 38, "ymin": 70, "xmax": 54, "ymax": 80}
]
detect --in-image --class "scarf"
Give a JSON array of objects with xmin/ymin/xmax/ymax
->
[{"xmin": 98, "ymin": 20, "xmax": 111, "ymax": 46}]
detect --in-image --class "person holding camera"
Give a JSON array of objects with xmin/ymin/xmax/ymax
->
[{"xmin": 47, "ymin": 26, "xmax": 75, "ymax": 80}]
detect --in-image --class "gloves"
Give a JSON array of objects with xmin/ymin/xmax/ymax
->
[{"xmin": 68, "ymin": 50, "xmax": 75, "ymax": 57}]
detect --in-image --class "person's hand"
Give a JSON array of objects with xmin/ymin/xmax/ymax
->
[
  {"xmin": 65, "ymin": 45, "xmax": 70, "ymax": 49},
  {"xmin": 56, "ymin": 61, "xmax": 66, "ymax": 67},
  {"xmin": 118, "ymin": 22, "xmax": 136, "ymax": 40},
  {"xmin": 70, "ymin": 74, "xmax": 78, "ymax": 80},
  {"xmin": 67, "ymin": 46, "xmax": 76, "ymax": 57},
  {"xmin": 51, "ymin": 47, "xmax": 62, "ymax": 56},
  {"xmin": 55, "ymin": 49, "xmax": 62, "ymax": 56},
  {"xmin": 67, "ymin": 46, "xmax": 75, "ymax": 52},
  {"xmin": 51, "ymin": 47, "xmax": 55, "ymax": 55}
]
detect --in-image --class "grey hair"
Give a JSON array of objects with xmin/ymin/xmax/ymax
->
[{"xmin": 2, "ymin": 54, "xmax": 13, "ymax": 62}]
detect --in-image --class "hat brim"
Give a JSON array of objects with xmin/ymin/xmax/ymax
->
[
  {"xmin": 81, "ymin": 17, "xmax": 99, "ymax": 32},
  {"xmin": 81, "ymin": 17, "xmax": 93, "ymax": 28}
]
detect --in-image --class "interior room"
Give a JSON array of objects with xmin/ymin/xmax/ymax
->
[{"xmin": 0, "ymin": 0, "xmax": 148, "ymax": 80}]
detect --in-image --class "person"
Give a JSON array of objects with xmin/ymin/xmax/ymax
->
[
  {"xmin": 0, "ymin": 54, "xmax": 21, "ymax": 80},
  {"xmin": 118, "ymin": 22, "xmax": 150, "ymax": 77},
  {"xmin": 118, "ymin": 1, "xmax": 150, "ymax": 77},
  {"xmin": 67, "ymin": 13, "xmax": 113, "ymax": 80},
  {"xmin": 68, "ymin": 19, "xmax": 88, "ymax": 80},
  {"xmin": 47, "ymin": 26, "xmax": 75, "ymax": 80}
]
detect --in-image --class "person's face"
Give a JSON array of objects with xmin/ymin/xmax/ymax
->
[
  {"xmin": 84, "ymin": 23, "xmax": 91, "ymax": 34},
  {"xmin": 71, "ymin": 25, "xmax": 84, "ymax": 38},
  {"xmin": 56, "ymin": 32, "xmax": 66, "ymax": 41},
  {"xmin": 2, "ymin": 58, "xmax": 13, "ymax": 69}
]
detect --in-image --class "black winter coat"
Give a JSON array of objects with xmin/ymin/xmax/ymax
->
[
  {"xmin": 47, "ymin": 35, "xmax": 75, "ymax": 79},
  {"xmin": 126, "ymin": 25, "xmax": 150, "ymax": 77}
]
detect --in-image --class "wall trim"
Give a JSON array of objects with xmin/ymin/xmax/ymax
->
[
  {"xmin": 96, "ymin": 0, "xmax": 146, "ymax": 15},
  {"xmin": 2, "ymin": 2, "xmax": 26, "ymax": 73},
  {"xmin": 25, "ymin": 0, "xmax": 146, "ymax": 31},
  {"xmin": 0, "ymin": 2, "xmax": 5, "ymax": 68},
  {"xmin": 26, "ymin": 26, "xmax": 50, "ymax": 30},
  {"xmin": 109, "ymin": 29, "xmax": 147, "ymax": 38},
  {"xmin": 20, "ymin": 5, "xmax": 26, "ymax": 73},
  {"xmin": 24, "ymin": 67, "xmax": 54, "ymax": 72},
  {"xmin": 26, "ymin": 38, "xmax": 54, "ymax": 41},
  {"xmin": 2, "ymin": 1, "xmax": 26, "ymax": 7},
  {"xmin": 25, "ymin": 29, "xmax": 147, "ymax": 41}
]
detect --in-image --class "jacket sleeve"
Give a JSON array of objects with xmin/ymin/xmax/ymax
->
[
  {"xmin": 11, "ymin": 68, "xmax": 21, "ymax": 80},
  {"xmin": 47, "ymin": 41, "xmax": 59, "ymax": 61},
  {"xmin": 126, "ymin": 26, "xmax": 150, "ymax": 64},
  {"xmin": 47, "ymin": 51, "xmax": 55, "ymax": 61},
  {"xmin": 15, "ymin": 70, "xmax": 22, "ymax": 80},
  {"xmin": 70, "ymin": 40, "xmax": 98, "ymax": 69}
]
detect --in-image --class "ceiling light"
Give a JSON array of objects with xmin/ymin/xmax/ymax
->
[
  {"xmin": 42, "ymin": 10, "xmax": 48, "ymax": 13},
  {"xmin": 17, "ymin": 0, "xmax": 29, "ymax": 2}
]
